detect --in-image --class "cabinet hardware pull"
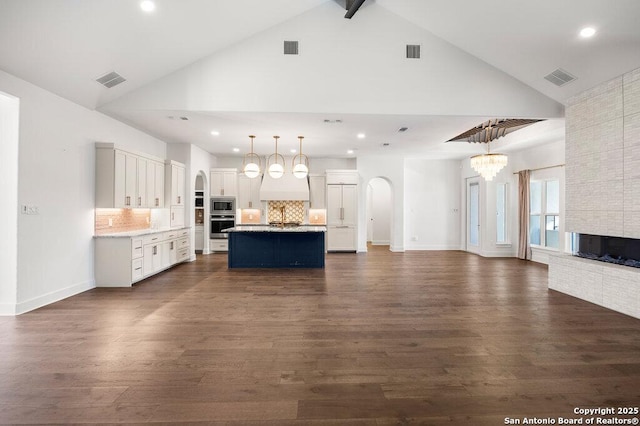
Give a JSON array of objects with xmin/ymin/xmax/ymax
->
[
  {"xmin": 155, "ymin": 198, "xmax": 159, "ymax": 207},
  {"xmin": 221, "ymin": 188, "xmax": 224, "ymax": 196},
  {"xmin": 178, "ymin": 196, "xmax": 181, "ymax": 204},
  {"xmin": 138, "ymin": 197, "xmax": 142, "ymax": 206},
  {"xmin": 125, "ymin": 196, "xmax": 130, "ymax": 206}
]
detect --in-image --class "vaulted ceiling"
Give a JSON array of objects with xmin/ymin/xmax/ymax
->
[{"xmin": 1, "ymin": 0, "xmax": 639, "ymax": 159}]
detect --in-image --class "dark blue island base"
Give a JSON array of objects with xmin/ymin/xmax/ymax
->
[{"xmin": 228, "ymin": 231, "xmax": 325, "ymax": 268}]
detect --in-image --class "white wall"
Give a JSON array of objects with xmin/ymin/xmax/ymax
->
[
  {"xmin": 102, "ymin": 1, "xmax": 562, "ymax": 120},
  {"xmin": 0, "ymin": 69, "xmax": 167, "ymax": 314},
  {"xmin": 0, "ymin": 91, "xmax": 19, "ymax": 315},
  {"xmin": 405, "ymin": 159, "xmax": 461, "ymax": 250},
  {"xmin": 356, "ymin": 155, "xmax": 405, "ymax": 252}
]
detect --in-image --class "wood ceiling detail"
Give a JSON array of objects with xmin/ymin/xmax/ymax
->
[{"xmin": 447, "ymin": 118, "xmax": 545, "ymax": 143}]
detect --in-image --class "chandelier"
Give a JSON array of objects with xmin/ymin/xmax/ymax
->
[
  {"xmin": 446, "ymin": 118, "xmax": 545, "ymax": 181},
  {"xmin": 242, "ymin": 135, "xmax": 261, "ymax": 179},
  {"xmin": 470, "ymin": 143, "xmax": 508, "ymax": 181}
]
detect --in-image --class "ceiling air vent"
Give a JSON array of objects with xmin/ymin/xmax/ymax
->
[
  {"xmin": 284, "ymin": 40, "xmax": 299, "ymax": 55},
  {"xmin": 544, "ymin": 68, "xmax": 576, "ymax": 87},
  {"xmin": 398, "ymin": 127, "xmax": 409, "ymax": 133},
  {"xmin": 95, "ymin": 71, "xmax": 126, "ymax": 89},
  {"xmin": 406, "ymin": 45, "xmax": 420, "ymax": 59}
]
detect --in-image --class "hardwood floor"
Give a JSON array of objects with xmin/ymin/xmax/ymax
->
[{"xmin": 1, "ymin": 247, "xmax": 639, "ymax": 424}]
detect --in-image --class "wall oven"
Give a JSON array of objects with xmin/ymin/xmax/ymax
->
[
  {"xmin": 210, "ymin": 197, "xmax": 236, "ymax": 239},
  {"xmin": 210, "ymin": 214, "xmax": 235, "ymax": 239}
]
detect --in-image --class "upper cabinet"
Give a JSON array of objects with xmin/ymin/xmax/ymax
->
[
  {"xmin": 237, "ymin": 173, "xmax": 262, "ymax": 209},
  {"xmin": 95, "ymin": 143, "xmax": 165, "ymax": 209},
  {"xmin": 211, "ymin": 168, "xmax": 238, "ymax": 197},
  {"xmin": 146, "ymin": 160, "xmax": 165, "ymax": 208},
  {"xmin": 166, "ymin": 161, "xmax": 186, "ymax": 206},
  {"xmin": 308, "ymin": 175, "xmax": 326, "ymax": 209}
]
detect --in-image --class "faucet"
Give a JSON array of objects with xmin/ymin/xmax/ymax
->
[{"xmin": 280, "ymin": 206, "xmax": 286, "ymax": 228}]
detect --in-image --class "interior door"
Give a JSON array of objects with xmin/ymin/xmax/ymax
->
[{"xmin": 467, "ymin": 178, "xmax": 481, "ymax": 254}]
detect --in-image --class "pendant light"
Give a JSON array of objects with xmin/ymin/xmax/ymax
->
[
  {"xmin": 292, "ymin": 136, "xmax": 309, "ymax": 179},
  {"xmin": 242, "ymin": 135, "xmax": 261, "ymax": 179},
  {"xmin": 267, "ymin": 135, "xmax": 285, "ymax": 179}
]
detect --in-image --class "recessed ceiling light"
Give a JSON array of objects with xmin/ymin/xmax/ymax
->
[
  {"xmin": 580, "ymin": 27, "xmax": 596, "ymax": 38},
  {"xmin": 357, "ymin": 133, "xmax": 366, "ymax": 139},
  {"xmin": 290, "ymin": 149, "xmax": 297, "ymax": 153},
  {"xmin": 140, "ymin": 1, "xmax": 156, "ymax": 12},
  {"xmin": 347, "ymin": 150, "xmax": 354, "ymax": 154},
  {"xmin": 232, "ymin": 148, "xmax": 240, "ymax": 153},
  {"xmin": 210, "ymin": 130, "xmax": 220, "ymax": 136}
]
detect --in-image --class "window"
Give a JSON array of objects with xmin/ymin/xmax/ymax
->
[
  {"xmin": 530, "ymin": 180, "xmax": 559, "ymax": 249},
  {"xmin": 496, "ymin": 183, "xmax": 508, "ymax": 243}
]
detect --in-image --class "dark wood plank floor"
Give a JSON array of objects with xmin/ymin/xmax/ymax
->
[{"xmin": 1, "ymin": 247, "xmax": 639, "ymax": 425}]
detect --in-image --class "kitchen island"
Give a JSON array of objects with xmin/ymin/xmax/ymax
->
[{"xmin": 224, "ymin": 225, "xmax": 326, "ymax": 268}]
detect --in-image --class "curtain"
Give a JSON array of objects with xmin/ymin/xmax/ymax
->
[{"xmin": 517, "ymin": 170, "xmax": 532, "ymax": 260}]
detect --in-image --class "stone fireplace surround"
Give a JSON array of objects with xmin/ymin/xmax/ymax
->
[{"xmin": 548, "ymin": 66, "xmax": 640, "ymax": 320}]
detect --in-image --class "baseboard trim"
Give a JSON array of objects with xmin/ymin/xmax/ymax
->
[
  {"xmin": 0, "ymin": 303, "xmax": 16, "ymax": 316},
  {"xmin": 15, "ymin": 279, "xmax": 96, "ymax": 315},
  {"xmin": 405, "ymin": 245, "xmax": 461, "ymax": 251}
]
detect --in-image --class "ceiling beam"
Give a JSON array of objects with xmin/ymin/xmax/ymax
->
[{"xmin": 345, "ymin": 0, "xmax": 366, "ymax": 19}]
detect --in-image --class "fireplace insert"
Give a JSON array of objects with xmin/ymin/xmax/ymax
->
[{"xmin": 575, "ymin": 233, "xmax": 640, "ymax": 268}]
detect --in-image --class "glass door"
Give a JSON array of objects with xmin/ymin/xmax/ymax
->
[{"xmin": 467, "ymin": 178, "xmax": 481, "ymax": 254}]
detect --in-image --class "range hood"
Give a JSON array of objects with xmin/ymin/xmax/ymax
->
[{"xmin": 259, "ymin": 171, "xmax": 309, "ymax": 201}]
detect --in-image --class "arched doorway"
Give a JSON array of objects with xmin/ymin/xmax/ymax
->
[
  {"xmin": 194, "ymin": 171, "xmax": 208, "ymax": 254},
  {"xmin": 366, "ymin": 177, "xmax": 392, "ymax": 249}
]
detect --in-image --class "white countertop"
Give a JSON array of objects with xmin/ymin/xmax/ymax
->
[
  {"xmin": 224, "ymin": 225, "xmax": 327, "ymax": 233},
  {"xmin": 94, "ymin": 226, "xmax": 190, "ymax": 238}
]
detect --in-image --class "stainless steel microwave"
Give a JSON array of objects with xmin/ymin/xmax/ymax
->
[{"xmin": 211, "ymin": 197, "xmax": 235, "ymax": 214}]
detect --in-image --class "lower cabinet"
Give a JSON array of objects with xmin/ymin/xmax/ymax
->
[
  {"xmin": 327, "ymin": 225, "xmax": 356, "ymax": 251},
  {"xmin": 95, "ymin": 228, "xmax": 191, "ymax": 287},
  {"xmin": 210, "ymin": 239, "xmax": 229, "ymax": 252}
]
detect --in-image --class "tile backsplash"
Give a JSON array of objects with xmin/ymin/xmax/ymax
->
[
  {"xmin": 95, "ymin": 209, "xmax": 150, "ymax": 235},
  {"xmin": 267, "ymin": 201, "xmax": 304, "ymax": 224}
]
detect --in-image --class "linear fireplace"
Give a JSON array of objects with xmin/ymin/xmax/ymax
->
[{"xmin": 575, "ymin": 234, "xmax": 640, "ymax": 268}]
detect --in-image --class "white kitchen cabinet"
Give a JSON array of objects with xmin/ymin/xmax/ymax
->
[
  {"xmin": 308, "ymin": 175, "xmax": 326, "ymax": 209},
  {"xmin": 195, "ymin": 225, "xmax": 204, "ymax": 251},
  {"xmin": 95, "ymin": 228, "xmax": 191, "ymax": 287},
  {"xmin": 143, "ymin": 242, "xmax": 162, "ymax": 276},
  {"xmin": 170, "ymin": 205, "xmax": 185, "ymax": 228},
  {"xmin": 95, "ymin": 143, "xmax": 165, "ymax": 209},
  {"xmin": 237, "ymin": 173, "xmax": 262, "ymax": 209},
  {"xmin": 327, "ymin": 184, "xmax": 357, "ymax": 226},
  {"xmin": 136, "ymin": 157, "xmax": 148, "ymax": 207},
  {"xmin": 211, "ymin": 168, "xmax": 238, "ymax": 197},
  {"xmin": 166, "ymin": 160, "xmax": 186, "ymax": 206},
  {"xmin": 146, "ymin": 160, "xmax": 165, "ymax": 208},
  {"xmin": 113, "ymin": 149, "xmax": 137, "ymax": 208},
  {"xmin": 326, "ymin": 171, "xmax": 358, "ymax": 252}
]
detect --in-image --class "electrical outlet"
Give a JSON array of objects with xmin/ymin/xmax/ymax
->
[
  {"xmin": 108, "ymin": 218, "xmax": 113, "ymax": 227},
  {"xmin": 21, "ymin": 205, "xmax": 39, "ymax": 215}
]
